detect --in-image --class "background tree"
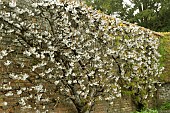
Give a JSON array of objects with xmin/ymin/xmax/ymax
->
[
  {"xmin": 121, "ymin": 0, "xmax": 170, "ymax": 31},
  {"xmin": 85, "ymin": 0, "xmax": 170, "ymax": 31},
  {"xmin": 156, "ymin": 0, "xmax": 170, "ymax": 31},
  {"xmin": 123, "ymin": 0, "xmax": 160, "ymax": 31},
  {"xmin": 85, "ymin": 0, "xmax": 124, "ymax": 15}
]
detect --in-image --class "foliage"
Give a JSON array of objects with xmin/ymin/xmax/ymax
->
[
  {"xmin": 131, "ymin": 109, "xmax": 158, "ymax": 113},
  {"xmin": 0, "ymin": 0, "xmax": 163, "ymax": 112},
  {"xmin": 159, "ymin": 102, "xmax": 170, "ymax": 110},
  {"xmin": 132, "ymin": 101, "xmax": 170, "ymax": 113}
]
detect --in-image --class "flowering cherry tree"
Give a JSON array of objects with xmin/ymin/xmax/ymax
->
[{"xmin": 0, "ymin": 0, "xmax": 163, "ymax": 112}]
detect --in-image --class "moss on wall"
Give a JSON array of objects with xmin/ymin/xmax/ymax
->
[{"xmin": 159, "ymin": 33, "xmax": 170, "ymax": 82}]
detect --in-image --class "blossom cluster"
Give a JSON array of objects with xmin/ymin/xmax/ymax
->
[{"xmin": 0, "ymin": 0, "xmax": 163, "ymax": 112}]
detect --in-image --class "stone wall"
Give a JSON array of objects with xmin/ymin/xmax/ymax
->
[
  {"xmin": 0, "ymin": 19, "xmax": 136, "ymax": 113},
  {"xmin": 0, "ymin": 36, "xmax": 134, "ymax": 112},
  {"xmin": 1, "ymin": 35, "xmax": 168, "ymax": 113},
  {"xmin": 156, "ymin": 83, "xmax": 170, "ymax": 106},
  {"xmin": 1, "ymin": 35, "xmax": 170, "ymax": 112},
  {"xmin": 1, "ymin": 89, "xmax": 169, "ymax": 113},
  {"xmin": 0, "ymin": 1, "xmax": 169, "ymax": 113}
]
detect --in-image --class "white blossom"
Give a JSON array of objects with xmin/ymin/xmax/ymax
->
[
  {"xmin": 19, "ymin": 98, "xmax": 26, "ymax": 106},
  {"xmin": 32, "ymin": 3, "xmax": 38, "ymax": 8},
  {"xmin": 17, "ymin": 90, "xmax": 22, "ymax": 95},
  {"xmin": 21, "ymin": 73, "xmax": 29, "ymax": 80},
  {"xmin": 5, "ymin": 91, "xmax": 13, "ymax": 96},
  {"xmin": 4, "ymin": 60, "xmax": 12, "ymax": 66},
  {"xmin": 34, "ymin": 84, "xmax": 44, "ymax": 92},
  {"xmin": 9, "ymin": 0, "xmax": 16, "ymax": 8},
  {"xmin": 1, "ymin": 50, "xmax": 8, "ymax": 57},
  {"xmin": 29, "ymin": 47, "xmax": 36, "ymax": 54},
  {"xmin": 116, "ymin": 93, "xmax": 121, "ymax": 97},
  {"xmin": 68, "ymin": 80, "xmax": 72, "ymax": 84},
  {"xmin": 54, "ymin": 81, "xmax": 59, "ymax": 85},
  {"xmin": 23, "ymin": 50, "xmax": 31, "ymax": 56},
  {"xmin": 3, "ymin": 102, "xmax": 8, "ymax": 106}
]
